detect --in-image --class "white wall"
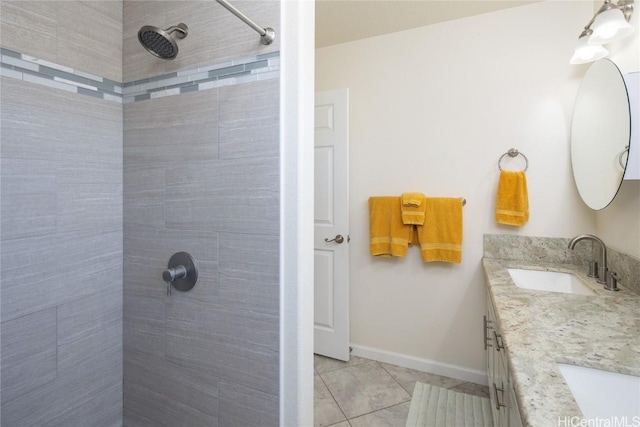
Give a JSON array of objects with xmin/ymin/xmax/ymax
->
[
  {"xmin": 595, "ymin": 0, "xmax": 640, "ymax": 258},
  {"xmin": 315, "ymin": 0, "xmax": 597, "ymax": 373}
]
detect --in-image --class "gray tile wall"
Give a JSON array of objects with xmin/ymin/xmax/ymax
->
[
  {"xmin": 0, "ymin": 0, "xmax": 123, "ymax": 82},
  {"xmin": 123, "ymin": 79, "xmax": 280, "ymax": 427},
  {"xmin": 0, "ymin": 1, "xmax": 123, "ymax": 424},
  {"xmin": 1, "ymin": 1, "xmax": 280, "ymax": 425},
  {"xmin": 0, "ymin": 79, "xmax": 123, "ymax": 425},
  {"xmin": 123, "ymin": 1, "xmax": 280, "ymax": 425}
]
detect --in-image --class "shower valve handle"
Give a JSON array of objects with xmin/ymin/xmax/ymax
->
[
  {"xmin": 161, "ymin": 252, "xmax": 198, "ymax": 297},
  {"xmin": 162, "ymin": 265, "xmax": 187, "ymax": 283}
]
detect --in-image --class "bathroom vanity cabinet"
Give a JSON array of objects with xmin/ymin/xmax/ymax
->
[
  {"xmin": 485, "ymin": 294, "xmax": 523, "ymax": 427},
  {"xmin": 483, "ymin": 256, "xmax": 640, "ymax": 425}
]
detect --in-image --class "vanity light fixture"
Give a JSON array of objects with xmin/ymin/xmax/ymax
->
[
  {"xmin": 570, "ymin": 29, "xmax": 610, "ymax": 65},
  {"xmin": 570, "ymin": 0, "xmax": 635, "ymax": 64}
]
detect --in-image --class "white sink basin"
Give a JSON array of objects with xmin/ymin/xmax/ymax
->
[
  {"xmin": 507, "ymin": 268, "xmax": 594, "ymax": 295},
  {"xmin": 558, "ymin": 363, "xmax": 640, "ymax": 419}
]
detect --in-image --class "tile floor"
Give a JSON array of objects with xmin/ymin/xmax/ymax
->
[{"xmin": 314, "ymin": 354, "xmax": 490, "ymax": 427}]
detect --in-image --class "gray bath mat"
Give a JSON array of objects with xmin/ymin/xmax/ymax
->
[{"xmin": 406, "ymin": 383, "xmax": 493, "ymax": 427}]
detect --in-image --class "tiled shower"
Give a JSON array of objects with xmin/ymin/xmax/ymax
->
[{"xmin": 1, "ymin": 1, "xmax": 281, "ymax": 425}]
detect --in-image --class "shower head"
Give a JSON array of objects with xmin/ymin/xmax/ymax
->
[{"xmin": 138, "ymin": 23, "xmax": 188, "ymax": 60}]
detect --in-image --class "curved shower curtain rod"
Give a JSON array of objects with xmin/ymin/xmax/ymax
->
[{"xmin": 216, "ymin": 0, "xmax": 276, "ymax": 45}]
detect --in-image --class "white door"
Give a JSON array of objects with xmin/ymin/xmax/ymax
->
[{"xmin": 314, "ymin": 89, "xmax": 350, "ymax": 361}]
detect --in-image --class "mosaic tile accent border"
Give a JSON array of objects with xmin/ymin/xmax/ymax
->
[
  {"xmin": 1, "ymin": 47, "xmax": 123, "ymax": 102},
  {"xmin": 122, "ymin": 51, "xmax": 279, "ymax": 103},
  {"xmin": 0, "ymin": 47, "xmax": 280, "ymax": 104}
]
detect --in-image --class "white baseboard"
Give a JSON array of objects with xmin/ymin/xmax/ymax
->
[{"xmin": 350, "ymin": 344, "xmax": 488, "ymax": 386}]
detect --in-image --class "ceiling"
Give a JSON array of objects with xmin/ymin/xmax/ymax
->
[{"xmin": 315, "ymin": 0, "xmax": 540, "ymax": 48}]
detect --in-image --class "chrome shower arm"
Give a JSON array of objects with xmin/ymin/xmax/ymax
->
[
  {"xmin": 216, "ymin": 0, "xmax": 263, "ymax": 35},
  {"xmin": 215, "ymin": 0, "xmax": 276, "ymax": 45},
  {"xmin": 165, "ymin": 24, "xmax": 188, "ymax": 38}
]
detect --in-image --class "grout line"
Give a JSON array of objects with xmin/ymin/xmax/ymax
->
[
  {"xmin": 314, "ymin": 354, "xmax": 372, "ymax": 375},
  {"xmin": 378, "ymin": 359, "xmax": 414, "ymax": 396},
  {"xmin": 318, "ymin": 359, "xmax": 412, "ymax": 424},
  {"xmin": 317, "ymin": 372, "xmax": 350, "ymax": 425},
  {"xmin": 346, "ymin": 400, "xmax": 412, "ymax": 424}
]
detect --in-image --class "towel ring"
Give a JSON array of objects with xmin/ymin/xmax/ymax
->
[{"xmin": 498, "ymin": 148, "xmax": 528, "ymax": 172}]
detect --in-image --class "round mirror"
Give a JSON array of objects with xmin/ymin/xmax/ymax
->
[{"xmin": 571, "ymin": 59, "xmax": 631, "ymax": 210}]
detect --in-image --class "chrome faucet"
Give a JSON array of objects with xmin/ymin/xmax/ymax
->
[{"xmin": 568, "ymin": 234, "xmax": 619, "ymax": 291}]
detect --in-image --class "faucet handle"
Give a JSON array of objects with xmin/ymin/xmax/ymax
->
[
  {"xmin": 587, "ymin": 260, "xmax": 599, "ymax": 278},
  {"xmin": 604, "ymin": 271, "xmax": 620, "ymax": 292}
]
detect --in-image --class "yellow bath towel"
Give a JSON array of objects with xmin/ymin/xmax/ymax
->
[
  {"xmin": 401, "ymin": 192, "xmax": 426, "ymax": 225},
  {"xmin": 369, "ymin": 196, "xmax": 415, "ymax": 257},
  {"xmin": 416, "ymin": 197, "xmax": 463, "ymax": 263},
  {"xmin": 495, "ymin": 170, "xmax": 529, "ymax": 226}
]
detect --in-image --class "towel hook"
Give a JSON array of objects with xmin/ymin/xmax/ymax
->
[{"xmin": 498, "ymin": 148, "xmax": 528, "ymax": 172}]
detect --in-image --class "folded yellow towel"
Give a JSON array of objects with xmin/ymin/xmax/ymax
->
[
  {"xmin": 369, "ymin": 196, "xmax": 415, "ymax": 257},
  {"xmin": 401, "ymin": 192, "xmax": 426, "ymax": 225},
  {"xmin": 416, "ymin": 197, "xmax": 463, "ymax": 263},
  {"xmin": 495, "ymin": 170, "xmax": 529, "ymax": 226},
  {"xmin": 402, "ymin": 192, "xmax": 424, "ymax": 207}
]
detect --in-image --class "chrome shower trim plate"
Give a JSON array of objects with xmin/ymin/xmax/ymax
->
[{"xmin": 261, "ymin": 27, "xmax": 276, "ymax": 45}]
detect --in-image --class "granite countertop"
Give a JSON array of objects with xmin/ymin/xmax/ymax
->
[{"xmin": 482, "ymin": 258, "xmax": 640, "ymax": 427}]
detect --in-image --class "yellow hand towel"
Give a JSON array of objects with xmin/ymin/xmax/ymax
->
[
  {"xmin": 402, "ymin": 192, "xmax": 424, "ymax": 207},
  {"xmin": 416, "ymin": 197, "xmax": 463, "ymax": 263},
  {"xmin": 495, "ymin": 170, "xmax": 529, "ymax": 226},
  {"xmin": 401, "ymin": 192, "xmax": 426, "ymax": 225},
  {"xmin": 369, "ymin": 196, "xmax": 415, "ymax": 257}
]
